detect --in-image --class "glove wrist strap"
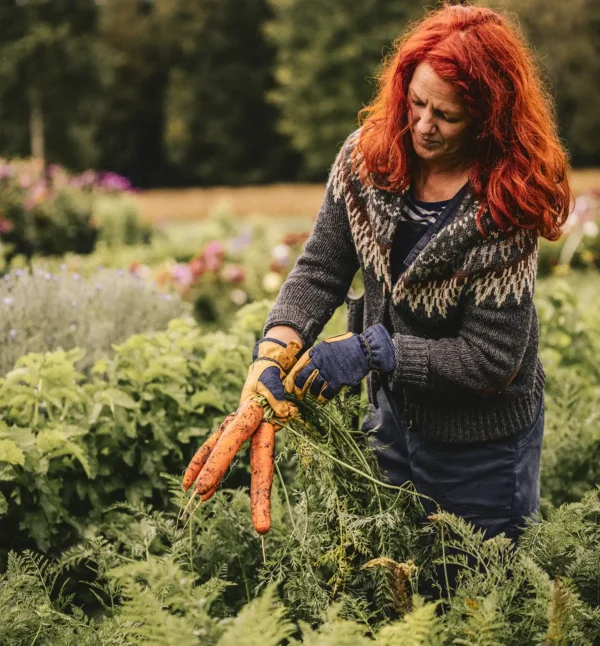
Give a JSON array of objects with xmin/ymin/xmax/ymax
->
[{"xmin": 254, "ymin": 337, "xmax": 302, "ymax": 373}]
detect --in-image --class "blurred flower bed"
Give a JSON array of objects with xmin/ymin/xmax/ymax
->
[
  {"xmin": 0, "ymin": 159, "xmax": 152, "ymax": 267},
  {"xmin": 131, "ymin": 222, "xmax": 310, "ymax": 326},
  {"xmin": 538, "ymin": 189, "xmax": 600, "ymax": 275},
  {"xmin": 0, "ymin": 177, "xmax": 600, "ymax": 328}
]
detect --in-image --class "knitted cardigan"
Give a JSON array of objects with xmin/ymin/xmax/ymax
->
[{"xmin": 264, "ymin": 129, "xmax": 546, "ymax": 443}]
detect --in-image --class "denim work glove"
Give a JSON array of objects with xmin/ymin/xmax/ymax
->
[
  {"xmin": 240, "ymin": 337, "xmax": 303, "ymax": 427},
  {"xmin": 283, "ymin": 324, "xmax": 395, "ymax": 404}
]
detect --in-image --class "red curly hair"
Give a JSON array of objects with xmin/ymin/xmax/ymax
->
[{"xmin": 356, "ymin": 3, "xmax": 571, "ymax": 240}]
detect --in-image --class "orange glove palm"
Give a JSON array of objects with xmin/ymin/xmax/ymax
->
[{"xmin": 240, "ymin": 337, "xmax": 302, "ymax": 429}]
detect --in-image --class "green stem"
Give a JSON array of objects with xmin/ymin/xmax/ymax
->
[
  {"xmin": 275, "ymin": 459, "xmax": 296, "ymax": 532},
  {"xmin": 283, "ymin": 423, "xmax": 433, "ymax": 504},
  {"xmin": 440, "ymin": 524, "xmax": 452, "ymax": 605}
]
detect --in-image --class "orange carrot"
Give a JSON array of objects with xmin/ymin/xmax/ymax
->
[
  {"xmin": 195, "ymin": 399, "xmax": 264, "ymax": 495},
  {"xmin": 250, "ymin": 420, "xmax": 276, "ymax": 535},
  {"xmin": 200, "ymin": 480, "xmax": 221, "ymax": 502},
  {"xmin": 182, "ymin": 413, "xmax": 236, "ymax": 491}
]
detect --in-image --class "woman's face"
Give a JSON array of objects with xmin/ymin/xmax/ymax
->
[{"xmin": 407, "ymin": 62, "xmax": 472, "ymax": 167}]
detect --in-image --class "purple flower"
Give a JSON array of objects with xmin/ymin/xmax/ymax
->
[
  {"xmin": 97, "ymin": 171, "xmax": 133, "ymax": 192},
  {"xmin": 229, "ymin": 227, "xmax": 253, "ymax": 253},
  {"xmin": 3, "ymin": 297, "xmax": 13, "ymax": 306}
]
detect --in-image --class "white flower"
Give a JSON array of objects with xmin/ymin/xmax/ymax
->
[
  {"xmin": 272, "ymin": 243, "xmax": 290, "ymax": 263},
  {"xmin": 262, "ymin": 272, "xmax": 282, "ymax": 293},
  {"xmin": 582, "ymin": 221, "xmax": 599, "ymax": 238},
  {"xmin": 230, "ymin": 289, "xmax": 248, "ymax": 306}
]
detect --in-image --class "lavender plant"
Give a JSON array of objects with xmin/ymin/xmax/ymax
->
[{"xmin": 0, "ymin": 266, "xmax": 190, "ymax": 375}]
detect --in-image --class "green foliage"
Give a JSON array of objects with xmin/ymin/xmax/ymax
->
[
  {"xmin": 0, "ymin": 163, "xmax": 98, "ymax": 261},
  {"xmin": 0, "ymin": 0, "xmax": 107, "ymax": 170},
  {"xmin": 216, "ymin": 585, "xmax": 294, "ymax": 646},
  {"xmin": 376, "ymin": 598, "xmax": 443, "ymax": 645},
  {"xmin": 162, "ymin": 0, "xmax": 299, "ymax": 185},
  {"xmin": 535, "ymin": 277, "xmax": 600, "ymax": 507},
  {"xmin": 0, "ymin": 316, "xmax": 252, "ymax": 554},
  {"xmin": 92, "ymin": 193, "xmax": 152, "ymax": 248},
  {"xmin": 265, "ymin": 0, "xmax": 419, "ymax": 177},
  {"xmin": 1, "ymin": 492, "xmax": 599, "ymax": 644},
  {"xmin": 0, "ymin": 267, "xmax": 598, "ymax": 643}
]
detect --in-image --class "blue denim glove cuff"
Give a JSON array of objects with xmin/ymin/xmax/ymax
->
[{"xmin": 360, "ymin": 324, "xmax": 396, "ymax": 374}]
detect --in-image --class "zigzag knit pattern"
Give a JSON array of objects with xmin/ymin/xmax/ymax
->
[{"xmin": 329, "ymin": 129, "xmax": 539, "ymax": 318}]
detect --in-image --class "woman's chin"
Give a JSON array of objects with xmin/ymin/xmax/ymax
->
[{"xmin": 414, "ymin": 146, "xmax": 442, "ymax": 161}]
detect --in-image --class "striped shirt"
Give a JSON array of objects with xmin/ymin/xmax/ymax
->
[{"xmin": 390, "ymin": 191, "xmax": 450, "ymax": 284}]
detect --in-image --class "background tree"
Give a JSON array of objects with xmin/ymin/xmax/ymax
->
[
  {"xmin": 162, "ymin": 0, "xmax": 300, "ymax": 186},
  {"xmin": 264, "ymin": 0, "xmax": 420, "ymax": 179},
  {"xmin": 0, "ymin": 0, "xmax": 107, "ymax": 170},
  {"xmin": 93, "ymin": 0, "xmax": 176, "ymax": 187},
  {"xmin": 483, "ymin": 0, "xmax": 600, "ymax": 167}
]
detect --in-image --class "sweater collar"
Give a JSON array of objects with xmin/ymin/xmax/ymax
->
[{"xmin": 364, "ymin": 180, "xmax": 487, "ymax": 296}]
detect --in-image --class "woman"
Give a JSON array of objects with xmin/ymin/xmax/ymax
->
[{"xmin": 239, "ymin": 4, "xmax": 571, "ymax": 540}]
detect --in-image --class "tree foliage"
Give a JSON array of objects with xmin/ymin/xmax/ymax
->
[
  {"xmin": 264, "ymin": 0, "xmax": 420, "ymax": 178},
  {"xmin": 482, "ymin": 0, "xmax": 600, "ymax": 167},
  {"xmin": 0, "ymin": 0, "xmax": 598, "ymax": 185},
  {"xmin": 0, "ymin": 0, "xmax": 108, "ymax": 169}
]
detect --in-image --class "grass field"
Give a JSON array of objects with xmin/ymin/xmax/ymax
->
[{"xmin": 134, "ymin": 169, "xmax": 600, "ymax": 224}]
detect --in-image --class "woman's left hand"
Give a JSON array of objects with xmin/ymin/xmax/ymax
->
[{"xmin": 284, "ymin": 324, "xmax": 395, "ymax": 403}]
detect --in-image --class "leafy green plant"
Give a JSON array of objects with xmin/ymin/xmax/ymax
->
[{"xmin": 0, "ymin": 315, "xmax": 252, "ymax": 554}]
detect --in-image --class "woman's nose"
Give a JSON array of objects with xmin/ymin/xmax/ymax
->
[{"xmin": 416, "ymin": 112, "xmax": 436, "ymax": 136}]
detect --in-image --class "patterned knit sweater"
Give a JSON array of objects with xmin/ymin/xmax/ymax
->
[{"xmin": 264, "ymin": 129, "xmax": 546, "ymax": 443}]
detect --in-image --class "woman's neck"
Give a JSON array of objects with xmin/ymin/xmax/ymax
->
[{"xmin": 412, "ymin": 163, "xmax": 472, "ymax": 202}]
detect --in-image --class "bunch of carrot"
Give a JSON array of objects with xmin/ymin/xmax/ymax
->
[{"xmin": 181, "ymin": 398, "xmax": 276, "ymax": 536}]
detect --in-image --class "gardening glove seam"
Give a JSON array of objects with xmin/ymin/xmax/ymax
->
[{"xmin": 253, "ymin": 356, "xmax": 287, "ymax": 372}]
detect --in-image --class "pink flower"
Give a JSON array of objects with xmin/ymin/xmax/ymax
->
[
  {"xmin": 173, "ymin": 263, "xmax": 194, "ymax": 286},
  {"xmin": 19, "ymin": 174, "xmax": 32, "ymax": 189},
  {"xmin": 0, "ymin": 218, "xmax": 13, "ymax": 234},
  {"xmin": 201, "ymin": 240, "xmax": 225, "ymax": 273},
  {"xmin": 189, "ymin": 257, "xmax": 206, "ymax": 279},
  {"xmin": 221, "ymin": 264, "xmax": 246, "ymax": 283},
  {"xmin": 204, "ymin": 254, "xmax": 222, "ymax": 273},
  {"xmin": 30, "ymin": 180, "xmax": 48, "ymax": 205},
  {"xmin": 204, "ymin": 241, "xmax": 225, "ymax": 257}
]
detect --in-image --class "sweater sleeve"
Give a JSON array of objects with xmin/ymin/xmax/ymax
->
[
  {"xmin": 263, "ymin": 141, "xmax": 360, "ymax": 349},
  {"xmin": 387, "ymin": 229, "xmax": 539, "ymax": 395}
]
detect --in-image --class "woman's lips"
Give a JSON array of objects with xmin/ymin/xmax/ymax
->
[{"xmin": 417, "ymin": 135, "xmax": 439, "ymax": 147}]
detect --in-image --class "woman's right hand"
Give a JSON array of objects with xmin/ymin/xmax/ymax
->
[{"xmin": 239, "ymin": 336, "xmax": 303, "ymax": 428}]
